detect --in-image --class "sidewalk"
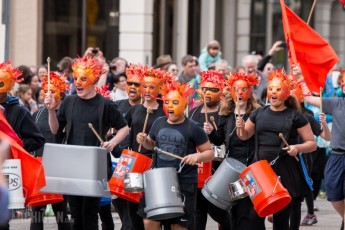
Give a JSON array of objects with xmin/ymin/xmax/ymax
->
[{"xmin": 9, "ymin": 197, "xmax": 342, "ymax": 229}]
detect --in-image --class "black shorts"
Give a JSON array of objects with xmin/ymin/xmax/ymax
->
[{"xmin": 137, "ymin": 183, "xmax": 197, "ymax": 229}]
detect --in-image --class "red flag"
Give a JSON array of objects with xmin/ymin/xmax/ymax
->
[
  {"xmin": 0, "ymin": 115, "xmax": 46, "ymax": 198},
  {"xmin": 280, "ymin": 0, "xmax": 339, "ymax": 93},
  {"xmin": 0, "ymin": 112, "xmax": 23, "ymax": 146}
]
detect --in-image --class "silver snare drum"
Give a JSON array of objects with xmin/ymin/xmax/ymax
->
[
  {"xmin": 124, "ymin": 173, "xmax": 144, "ymax": 193},
  {"xmin": 229, "ymin": 179, "xmax": 248, "ymax": 201},
  {"xmin": 213, "ymin": 144, "xmax": 227, "ymax": 161}
]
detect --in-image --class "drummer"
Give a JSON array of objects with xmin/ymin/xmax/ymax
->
[
  {"xmin": 31, "ymin": 72, "xmax": 70, "ymax": 230},
  {"xmin": 136, "ymin": 81, "xmax": 214, "ymax": 230},
  {"xmin": 44, "ymin": 56, "xmax": 129, "ymax": 230},
  {"xmin": 204, "ymin": 72, "xmax": 260, "ymax": 229},
  {"xmin": 124, "ymin": 66, "xmax": 167, "ymax": 229},
  {"xmin": 189, "ymin": 70, "xmax": 230, "ymax": 229},
  {"xmin": 236, "ymin": 69, "xmax": 316, "ymax": 230}
]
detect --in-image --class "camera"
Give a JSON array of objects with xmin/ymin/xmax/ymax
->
[{"xmin": 92, "ymin": 49, "xmax": 99, "ymax": 54}]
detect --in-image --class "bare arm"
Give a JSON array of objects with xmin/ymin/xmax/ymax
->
[
  {"xmin": 136, "ymin": 133, "xmax": 156, "ymax": 150},
  {"xmin": 319, "ymin": 113, "xmax": 331, "ymax": 141},
  {"xmin": 102, "ymin": 125, "xmax": 129, "ymax": 152},
  {"xmin": 181, "ymin": 141, "xmax": 214, "ymax": 166},
  {"xmin": 236, "ymin": 117, "xmax": 255, "ymax": 140},
  {"xmin": 304, "ymin": 95, "xmax": 321, "ymax": 108}
]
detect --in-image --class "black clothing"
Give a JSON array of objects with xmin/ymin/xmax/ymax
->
[
  {"xmin": 33, "ymin": 107, "xmax": 64, "ymax": 157},
  {"xmin": 209, "ymin": 113, "xmax": 255, "ymax": 166},
  {"xmin": 56, "ymin": 94, "xmax": 127, "ymax": 230},
  {"xmin": 1, "ymin": 95, "xmax": 45, "ymax": 152},
  {"xmin": 125, "ymin": 104, "xmax": 165, "ymax": 156},
  {"xmin": 149, "ymin": 117, "xmax": 209, "ymax": 184}
]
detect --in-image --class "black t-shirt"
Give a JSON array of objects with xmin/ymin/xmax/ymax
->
[
  {"xmin": 250, "ymin": 106, "xmax": 308, "ymax": 161},
  {"xmin": 125, "ymin": 104, "xmax": 165, "ymax": 156},
  {"xmin": 33, "ymin": 107, "xmax": 64, "ymax": 157},
  {"xmin": 249, "ymin": 106, "xmax": 309, "ymax": 198},
  {"xmin": 115, "ymin": 99, "xmax": 132, "ymax": 117},
  {"xmin": 57, "ymin": 94, "xmax": 127, "ymax": 146},
  {"xmin": 209, "ymin": 113, "xmax": 255, "ymax": 165},
  {"xmin": 149, "ymin": 117, "xmax": 209, "ymax": 183}
]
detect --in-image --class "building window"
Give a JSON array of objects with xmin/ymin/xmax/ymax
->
[
  {"xmin": 250, "ymin": 0, "xmax": 267, "ymax": 55},
  {"xmin": 43, "ymin": 0, "xmax": 119, "ymax": 68}
]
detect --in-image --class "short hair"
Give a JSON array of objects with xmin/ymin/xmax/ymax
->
[
  {"xmin": 215, "ymin": 59, "xmax": 232, "ymax": 70},
  {"xmin": 57, "ymin": 57, "xmax": 73, "ymax": 72},
  {"xmin": 181, "ymin": 55, "xmax": 195, "ymax": 66},
  {"xmin": 18, "ymin": 84, "xmax": 31, "ymax": 95},
  {"xmin": 114, "ymin": 72, "xmax": 127, "ymax": 84},
  {"xmin": 110, "ymin": 57, "xmax": 128, "ymax": 67},
  {"xmin": 241, "ymin": 55, "xmax": 258, "ymax": 66}
]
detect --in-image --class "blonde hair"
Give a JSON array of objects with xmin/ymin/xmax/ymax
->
[{"xmin": 219, "ymin": 93, "xmax": 260, "ymax": 116}]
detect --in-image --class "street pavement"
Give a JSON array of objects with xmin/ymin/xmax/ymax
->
[{"xmin": 9, "ymin": 197, "xmax": 343, "ymax": 229}]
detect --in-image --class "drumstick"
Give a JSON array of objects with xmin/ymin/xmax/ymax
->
[
  {"xmin": 203, "ymin": 89, "xmax": 208, "ymax": 123},
  {"xmin": 47, "ymin": 57, "xmax": 51, "ymax": 93},
  {"xmin": 88, "ymin": 123, "xmax": 104, "ymax": 145},
  {"xmin": 138, "ymin": 108, "xmax": 150, "ymax": 152},
  {"xmin": 278, "ymin": 133, "xmax": 299, "ymax": 161},
  {"xmin": 154, "ymin": 147, "xmax": 201, "ymax": 166},
  {"xmin": 237, "ymin": 93, "xmax": 242, "ymax": 136},
  {"xmin": 320, "ymin": 87, "xmax": 323, "ymax": 130},
  {"xmin": 210, "ymin": 116, "xmax": 218, "ymax": 130}
]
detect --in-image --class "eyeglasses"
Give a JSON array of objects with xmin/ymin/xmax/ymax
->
[
  {"xmin": 201, "ymin": 87, "xmax": 220, "ymax": 93},
  {"xmin": 127, "ymin": 82, "xmax": 141, "ymax": 87}
]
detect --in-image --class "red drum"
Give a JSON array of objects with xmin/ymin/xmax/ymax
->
[
  {"xmin": 26, "ymin": 157, "xmax": 64, "ymax": 207},
  {"xmin": 239, "ymin": 160, "xmax": 291, "ymax": 217},
  {"xmin": 197, "ymin": 161, "xmax": 212, "ymax": 188},
  {"xmin": 108, "ymin": 149, "xmax": 152, "ymax": 203}
]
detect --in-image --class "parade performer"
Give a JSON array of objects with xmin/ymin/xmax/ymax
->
[
  {"xmin": 44, "ymin": 56, "xmax": 129, "ymax": 230},
  {"xmin": 125, "ymin": 66, "xmax": 168, "ymax": 230},
  {"xmin": 136, "ymin": 81, "xmax": 214, "ymax": 230},
  {"xmin": 31, "ymin": 72, "xmax": 70, "ymax": 230},
  {"xmin": 189, "ymin": 70, "xmax": 230, "ymax": 229},
  {"xmin": 205, "ymin": 72, "xmax": 260, "ymax": 229},
  {"xmin": 236, "ymin": 69, "xmax": 316, "ymax": 230},
  {"xmin": 303, "ymin": 70, "xmax": 345, "ymax": 230},
  {"xmin": 0, "ymin": 62, "xmax": 45, "ymax": 230}
]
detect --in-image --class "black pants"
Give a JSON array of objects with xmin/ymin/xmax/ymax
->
[
  {"xmin": 99, "ymin": 204, "xmax": 114, "ymax": 230},
  {"xmin": 68, "ymin": 195, "xmax": 100, "ymax": 230},
  {"xmin": 112, "ymin": 198, "xmax": 132, "ymax": 230},
  {"xmin": 30, "ymin": 198, "xmax": 71, "ymax": 230},
  {"xmin": 195, "ymin": 188, "xmax": 231, "ymax": 229},
  {"xmin": 250, "ymin": 197, "xmax": 299, "ymax": 230},
  {"xmin": 230, "ymin": 197, "xmax": 252, "ymax": 230},
  {"xmin": 128, "ymin": 201, "xmax": 144, "ymax": 230}
]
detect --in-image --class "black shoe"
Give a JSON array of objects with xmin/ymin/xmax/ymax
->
[{"xmin": 341, "ymin": 220, "xmax": 344, "ymax": 230}]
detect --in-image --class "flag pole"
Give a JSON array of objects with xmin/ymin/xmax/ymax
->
[{"xmin": 307, "ymin": 0, "xmax": 317, "ymax": 25}]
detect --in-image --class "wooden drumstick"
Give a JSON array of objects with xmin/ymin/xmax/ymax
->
[
  {"xmin": 154, "ymin": 147, "xmax": 201, "ymax": 166},
  {"xmin": 88, "ymin": 123, "xmax": 104, "ymax": 145},
  {"xmin": 47, "ymin": 57, "xmax": 51, "ymax": 92},
  {"xmin": 203, "ymin": 89, "xmax": 208, "ymax": 123},
  {"xmin": 237, "ymin": 93, "xmax": 242, "ymax": 136},
  {"xmin": 320, "ymin": 87, "xmax": 323, "ymax": 130},
  {"xmin": 138, "ymin": 107, "xmax": 151, "ymax": 152},
  {"xmin": 278, "ymin": 133, "xmax": 299, "ymax": 161},
  {"xmin": 210, "ymin": 116, "xmax": 218, "ymax": 130}
]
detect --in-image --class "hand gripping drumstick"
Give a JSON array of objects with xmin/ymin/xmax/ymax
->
[
  {"xmin": 88, "ymin": 123, "xmax": 104, "ymax": 145},
  {"xmin": 210, "ymin": 116, "xmax": 218, "ymax": 131},
  {"xmin": 138, "ymin": 108, "xmax": 151, "ymax": 152},
  {"xmin": 278, "ymin": 133, "xmax": 299, "ymax": 161},
  {"xmin": 154, "ymin": 147, "xmax": 201, "ymax": 166},
  {"xmin": 237, "ymin": 93, "xmax": 243, "ymax": 136}
]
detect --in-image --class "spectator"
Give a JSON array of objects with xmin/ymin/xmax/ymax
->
[
  {"xmin": 37, "ymin": 65, "xmax": 48, "ymax": 84},
  {"xmin": 111, "ymin": 73, "xmax": 129, "ymax": 101},
  {"xmin": 155, "ymin": 54, "xmax": 173, "ymax": 69},
  {"xmin": 256, "ymin": 41, "xmax": 284, "ymax": 71},
  {"xmin": 18, "ymin": 84, "xmax": 38, "ymax": 114},
  {"xmin": 164, "ymin": 63, "xmax": 179, "ymax": 81},
  {"xmin": 198, "ymin": 40, "xmax": 222, "ymax": 71},
  {"xmin": 215, "ymin": 59, "xmax": 232, "ymax": 79}
]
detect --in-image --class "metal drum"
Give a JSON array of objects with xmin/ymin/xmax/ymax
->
[
  {"xmin": 201, "ymin": 157, "xmax": 246, "ymax": 210},
  {"xmin": 143, "ymin": 167, "xmax": 184, "ymax": 221},
  {"xmin": 213, "ymin": 144, "xmax": 227, "ymax": 161},
  {"xmin": 124, "ymin": 173, "xmax": 144, "ymax": 193},
  {"xmin": 229, "ymin": 179, "xmax": 248, "ymax": 201}
]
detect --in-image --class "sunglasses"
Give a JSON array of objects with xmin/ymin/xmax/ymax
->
[
  {"xmin": 127, "ymin": 82, "xmax": 141, "ymax": 87},
  {"xmin": 202, "ymin": 87, "xmax": 220, "ymax": 93}
]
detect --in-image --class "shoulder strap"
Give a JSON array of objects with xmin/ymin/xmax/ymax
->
[
  {"xmin": 64, "ymin": 95, "xmax": 78, "ymax": 144},
  {"xmin": 189, "ymin": 104, "xmax": 203, "ymax": 119},
  {"xmin": 34, "ymin": 107, "xmax": 46, "ymax": 124},
  {"xmin": 98, "ymin": 96, "xmax": 106, "ymax": 141}
]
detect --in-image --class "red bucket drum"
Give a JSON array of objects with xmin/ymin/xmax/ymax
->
[
  {"xmin": 197, "ymin": 161, "xmax": 212, "ymax": 188},
  {"xmin": 108, "ymin": 149, "xmax": 152, "ymax": 203},
  {"xmin": 239, "ymin": 160, "xmax": 291, "ymax": 217},
  {"xmin": 26, "ymin": 157, "xmax": 64, "ymax": 207}
]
